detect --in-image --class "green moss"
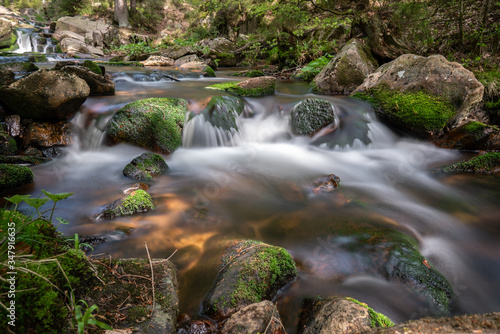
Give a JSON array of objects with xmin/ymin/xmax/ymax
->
[
  {"xmin": 83, "ymin": 60, "xmax": 103, "ymax": 75},
  {"xmin": 0, "ymin": 61, "xmax": 38, "ymax": 72},
  {"xmin": 188, "ymin": 95, "xmax": 244, "ymax": 131},
  {"xmin": 207, "ymin": 80, "xmax": 275, "ymax": 97},
  {"xmin": 106, "ymin": 97, "xmax": 188, "ymax": 154},
  {"xmin": 107, "ymin": 61, "xmax": 145, "ymax": 67},
  {"xmin": 463, "ymin": 121, "xmax": 488, "ymax": 139},
  {"xmin": 291, "ymin": 98, "xmax": 336, "ymax": 136},
  {"xmin": 29, "ymin": 54, "xmax": 48, "ymax": 62},
  {"xmin": 442, "ymin": 152, "xmax": 500, "ymax": 173},
  {"xmin": 55, "ymin": 43, "xmax": 62, "ymax": 54},
  {"xmin": 119, "ymin": 189, "xmax": 155, "ymax": 215},
  {"xmin": 123, "ymin": 152, "xmax": 169, "ymax": 180},
  {"xmin": 127, "ymin": 306, "xmax": 149, "ymax": 323},
  {"xmin": 0, "ymin": 164, "xmax": 34, "ymax": 192},
  {"xmin": 346, "ymin": 297, "xmax": 394, "ymax": 328},
  {"xmin": 204, "ymin": 65, "xmax": 216, "ymax": 77},
  {"xmin": 352, "ymin": 84, "xmax": 456, "ymax": 133},
  {"xmin": 233, "ymin": 70, "xmax": 264, "ymax": 77}
]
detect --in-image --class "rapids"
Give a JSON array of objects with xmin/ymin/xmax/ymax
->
[{"xmin": 4, "ymin": 65, "xmax": 500, "ymax": 332}]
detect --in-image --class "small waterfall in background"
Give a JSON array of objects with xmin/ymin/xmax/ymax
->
[{"xmin": 13, "ymin": 27, "xmax": 57, "ymax": 54}]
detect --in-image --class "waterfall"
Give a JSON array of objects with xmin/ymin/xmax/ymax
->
[
  {"xmin": 13, "ymin": 28, "xmax": 57, "ymax": 55},
  {"xmin": 14, "ymin": 29, "xmax": 33, "ymax": 53}
]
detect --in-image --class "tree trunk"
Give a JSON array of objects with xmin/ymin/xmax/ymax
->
[
  {"xmin": 458, "ymin": 0, "xmax": 464, "ymax": 47},
  {"xmin": 482, "ymin": 0, "xmax": 492, "ymax": 29},
  {"xmin": 130, "ymin": 0, "xmax": 137, "ymax": 15},
  {"xmin": 114, "ymin": 0, "xmax": 130, "ymax": 28}
]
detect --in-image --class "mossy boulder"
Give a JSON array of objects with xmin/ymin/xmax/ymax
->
[
  {"xmin": 313, "ymin": 38, "xmax": 378, "ymax": 95},
  {"xmin": 0, "ymin": 20, "xmax": 14, "ymax": 49},
  {"xmin": 59, "ymin": 64, "xmax": 115, "ymax": 96},
  {"xmin": 199, "ymin": 37, "xmax": 238, "ymax": 67},
  {"xmin": 201, "ymin": 240, "xmax": 297, "ymax": 320},
  {"xmin": 351, "ymin": 54, "xmax": 484, "ymax": 138},
  {"xmin": 442, "ymin": 152, "xmax": 500, "ymax": 174},
  {"xmin": 291, "ymin": 98, "xmax": 338, "ymax": 136},
  {"xmin": 302, "ymin": 222, "xmax": 455, "ymax": 314},
  {"xmin": 0, "ymin": 69, "xmax": 90, "ymax": 121},
  {"xmin": 82, "ymin": 60, "xmax": 103, "ymax": 75},
  {"xmin": 0, "ymin": 164, "xmax": 34, "ymax": 193},
  {"xmin": 123, "ymin": 152, "xmax": 169, "ymax": 181},
  {"xmin": 106, "ymin": 97, "xmax": 188, "ymax": 154},
  {"xmin": 187, "ymin": 95, "xmax": 244, "ymax": 131},
  {"xmin": 96, "ymin": 189, "xmax": 155, "ymax": 221},
  {"xmin": 0, "ymin": 129, "xmax": 17, "ymax": 155},
  {"xmin": 434, "ymin": 121, "xmax": 500, "ymax": 151},
  {"xmin": 207, "ymin": 76, "xmax": 276, "ymax": 97},
  {"xmin": 298, "ymin": 296, "xmax": 393, "ymax": 334},
  {"xmin": 0, "ymin": 61, "xmax": 39, "ymax": 73}
]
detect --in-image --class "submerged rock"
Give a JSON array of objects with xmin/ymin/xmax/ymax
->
[
  {"xmin": 306, "ymin": 174, "xmax": 341, "ymax": 194},
  {"xmin": 352, "ymin": 54, "xmax": 484, "ymax": 138},
  {"xmin": 0, "ymin": 61, "xmax": 38, "ymax": 73},
  {"xmin": 106, "ymin": 97, "xmax": 188, "ymax": 154},
  {"xmin": 0, "ymin": 164, "xmax": 34, "ymax": 193},
  {"xmin": 207, "ymin": 76, "xmax": 276, "ymax": 97},
  {"xmin": 123, "ymin": 152, "xmax": 169, "ymax": 180},
  {"xmin": 291, "ymin": 98, "xmax": 338, "ymax": 136},
  {"xmin": 442, "ymin": 152, "xmax": 500, "ymax": 174},
  {"xmin": 298, "ymin": 296, "xmax": 393, "ymax": 334},
  {"xmin": 96, "ymin": 189, "xmax": 155, "ymax": 221},
  {"xmin": 201, "ymin": 240, "xmax": 297, "ymax": 320},
  {"xmin": 222, "ymin": 300, "xmax": 286, "ymax": 334},
  {"xmin": 0, "ymin": 69, "xmax": 89, "ymax": 121},
  {"xmin": 313, "ymin": 39, "xmax": 378, "ymax": 95}
]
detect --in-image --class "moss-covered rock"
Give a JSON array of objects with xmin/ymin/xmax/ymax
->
[
  {"xmin": 221, "ymin": 300, "xmax": 285, "ymax": 334},
  {"xmin": 123, "ymin": 152, "xmax": 169, "ymax": 180},
  {"xmin": 442, "ymin": 152, "xmax": 500, "ymax": 174},
  {"xmin": 313, "ymin": 38, "xmax": 378, "ymax": 95},
  {"xmin": 233, "ymin": 70, "xmax": 264, "ymax": 77},
  {"xmin": 204, "ymin": 65, "xmax": 216, "ymax": 77},
  {"xmin": 106, "ymin": 97, "xmax": 188, "ymax": 154},
  {"xmin": 201, "ymin": 240, "xmax": 297, "ymax": 320},
  {"xmin": 351, "ymin": 54, "xmax": 484, "ymax": 138},
  {"xmin": 187, "ymin": 95, "xmax": 244, "ymax": 131},
  {"xmin": 207, "ymin": 76, "xmax": 276, "ymax": 97},
  {"xmin": 298, "ymin": 296, "xmax": 393, "ymax": 334},
  {"xmin": 29, "ymin": 54, "xmax": 49, "ymax": 63},
  {"xmin": 0, "ymin": 61, "xmax": 38, "ymax": 73},
  {"xmin": 96, "ymin": 189, "xmax": 155, "ymax": 221},
  {"xmin": 291, "ymin": 98, "xmax": 338, "ymax": 136},
  {"xmin": 0, "ymin": 164, "xmax": 34, "ymax": 192},
  {"xmin": 59, "ymin": 64, "xmax": 115, "ymax": 96},
  {"xmin": 0, "ymin": 155, "xmax": 51, "ymax": 165},
  {"xmin": 434, "ymin": 121, "xmax": 500, "ymax": 151},
  {"xmin": 82, "ymin": 60, "xmax": 103, "ymax": 75},
  {"xmin": 0, "ymin": 129, "xmax": 17, "ymax": 155}
]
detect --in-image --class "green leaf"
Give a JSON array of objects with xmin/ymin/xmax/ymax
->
[
  {"xmin": 56, "ymin": 217, "xmax": 70, "ymax": 225},
  {"xmin": 4, "ymin": 194, "xmax": 31, "ymax": 205},
  {"xmin": 41, "ymin": 190, "xmax": 74, "ymax": 202},
  {"xmin": 24, "ymin": 198, "xmax": 50, "ymax": 210}
]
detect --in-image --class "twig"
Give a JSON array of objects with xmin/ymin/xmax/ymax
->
[
  {"xmin": 166, "ymin": 249, "xmax": 178, "ymax": 261},
  {"xmin": 145, "ymin": 242, "xmax": 155, "ymax": 318}
]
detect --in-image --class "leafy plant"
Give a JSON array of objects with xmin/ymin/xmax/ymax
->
[
  {"xmin": 297, "ymin": 54, "xmax": 333, "ymax": 82},
  {"xmin": 74, "ymin": 299, "xmax": 112, "ymax": 334}
]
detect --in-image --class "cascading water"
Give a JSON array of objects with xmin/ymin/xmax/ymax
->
[
  {"xmin": 13, "ymin": 27, "xmax": 56, "ymax": 54},
  {"xmin": 7, "ymin": 68, "xmax": 500, "ymax": 332}
]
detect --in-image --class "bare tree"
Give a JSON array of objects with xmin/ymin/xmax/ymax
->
[{"xmin": 114, "ymin": 0, "xmax": 130, "ymax": 28}]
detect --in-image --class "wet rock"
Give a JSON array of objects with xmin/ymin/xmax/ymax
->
[
  {"xmin": 159, "ymin": 45, "xmax": 197, "ymax": 60},
  {"xmin": 0, "ymin": 128, "xmax": 17, "ymax": 155},
  {"xmin": 298, "ymin": 296, "xmax": 393, "ymax": 334},
  {"xmin": 207, "ymin": 76, "xmax": 276, "ymax": 97},
  {"xmin": 175, "ymin": 54, "xmax": 200, "ymax": 66},
  {"xmin": 313, "ymin": 39, "xmax": 378, "ymax": 95},
  {"xmin": 22, "ymin": 121, "xmax": 75, "ymax": 148},
  {"xmin": 302, "ymin": 223, "xmax": 455, "ymax": 314},
  {"xmin": 291, "ymin": 98, "xmax": 338, "ymax": 136},
  {"xmin": 352, "ymin": 54, "xmax": 484, "ymax": 139},
  {"xmin": 41, "ymin": 147, "xmax": 66, "ymax": 158},
  {"xmin": 187, "ymin": 95, "xmax": 245, "ymax": 132},
  {"xmin": 106, "ymin": 97, "xmax": 187, "ymax": 154},
  {"xmin": 0, "ymin": 155, "xmax": 50, "ymax": 165},
  {"xmin": 0, "ymin": 61, "xmax": 38, "ymax": 73},
  {"xmin": 123, "ymin": 152, "xmax": 169, "ymax": 181},
  {"xmin": 142, "ymin": 55, "xmax": 175, "ymax": 66},
  {"xmin": 59, "ymin": 65, "xmax": 115, "ymax": 96},
  {"xmin": 122, "ymin": 182, "xmax": 149, "ymax": 194},
  {"xmin": 96, "ymin": 189, "xmax": 155, "ymax": 221},
  {"xmin": 179, "ymin": 61, "xmax": 213, "ymax": 77},
  {"xmin": 177, "ymin": 319, "xmax": 216, "ymax": 334},
  {"xmin": 442, "ymin": 152, "xmax": 500, "ymax": 174},
  {"xmin": 0, "ymin": 69, "xmax": 89, "ymax": 121},
  {"xmin": 221, "ymin": 300, "xmax": 286, "ymax": 334},
  {"xmin": 367, "ymin": 312, "xmax": 500, "ymax": 333},
  {"xmin": 0, "ymin": 164, "xmax": 34, "ymax": 193},
  {"xmin": 199, "ymin": 37, "xmax": 237, "ymax": 67},
  {"xmin": 201, "ymin": 240, "xmax": 297, "ymax": 320},
  {"xmin": 306, "ymin": 174, "xmax": 341, "ymax": 194},
  {"xmin": 0, "ymin": 69, "xmax": 14, "ymax": 86},
  {"xmin": 434, "ymin": 121, "xmax": 500, "ymax": 151},
  {"xmin": 60, "ymin": 37, "xmax": 104, "ymax": 57},
  {"xmin": 233, "ymin": 70, "xmax": 264, "ymax": 78}
]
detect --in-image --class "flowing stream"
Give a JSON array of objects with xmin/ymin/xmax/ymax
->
[{"xmin": 4, "ymin": 65, "xmax": 500, "ymax": 332}]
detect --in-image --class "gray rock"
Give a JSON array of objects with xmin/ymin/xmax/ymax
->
[
  {"xmin": 222, "ymin": 301, "xmax": 286, "ymax": 334},
  {"xmin": 59, "ymin": 65, "xmax": 115, "ymax": 96}
]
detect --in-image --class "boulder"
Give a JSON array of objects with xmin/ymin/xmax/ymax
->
[
  {"xmin": 5, "ymin": 115, "xmax": 21, "ymax": 137},
  {"xmin": 0, "ymin": 128, "xmax": 17, "ymax": 155},
  {"xmin": 221, "ymin": 301, "xmax": 286, "ymax": 334},
  {"xmin": 123, "ymin": 152, "xmax": 169, "ymax": 180},
  {"xmin": 0, "ymin": 164, "xmax": 33, "ymax": 193},
  {"xmin": 291, "ymin": 98, "xmax": 338, "ymax": 136},
  {"xmin": 298, "ymin": 297, "xmax": 393, "ymax": 334},
  {"xmin": 59, "ymin": 37, "xmax": 105, "ymax": 57},
  {"xmin": 352, "ymin": 54, "xmax": 484, "ymax": 138},
  {"xmin": 159, "ymin": 45, "xmax": 197, "ymax": 60},
  {"xmin": 434, "ymin": 121, "xmax": 500, "ymax": 151},
  {"xmin": 52, "ymin": 30, "xmax": 85, "ymax": 43},
  {"xmin": 96, "ymin": 189, "xmax": 155, "ymax": 221},
  {"xmin": 0, "ymin": 69, "xmax": 89, "ymax": 121},
  {"xmin": 142, "ymin": 55, "xmax": 175, "ymax": 66},
  {"xmin": 0, "ymin": 69, "xmax": 14, "ymax": 86},
  {"xmin": 301, "ymin": 223, "xmax": 455, "ymax": 314},
  {"xmin": 201, "ymin": 240, "xmax": 297, "ymax": 320},
  {"xmin": 59, "ymin": 65, "xmax": 115, "ymax": 96},
  {"xmin": 174, "ymin": 54, "xmax": 200, "ymax": 66},
  {"xmin": 0, "ymin": 62, "xmax": 38, "ymax": 73},
  {"xmin": 198, "ymin": 37, "xmax": 238, "ymax": 67},
  {"xmin": 207, "ymin": 76, "xmax": 276, "ymax": 97},
  {"xmin": 106, "ymin": 97, "xmax": 188, "ymax": 154},
  {"xmin": 442, "ymin": 152, "xmax": 500, "ymax": 174},
  {"xmin": 0, "ymin": 19, "xmax": 13, "ymax": 49},
  {"xmin": 313, "ymin": 39, "xmax": 378, "ymax": 95},
  {"xmin": 55, "ymin": 16, "xmax": 116, "ymax": 48},
  {"xmin": 22, "ymin": 121, "xmax": 75, "ymax": 148}
]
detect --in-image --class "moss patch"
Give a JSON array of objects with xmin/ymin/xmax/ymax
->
[
  {"xmin": 346, "ymin": 297, "xmax": 394, "ymax": 328},
  {"xmin": 0, "ymin": 164, "xmax": 33, "ymax": 192},
  {"xmin": 204, "ymin": 65, "xmax": 216, "ymax": 77},
  {"xmin": 106, "ymin": 61, "xmax": 144, "ymax": 67},
  {"xmin": 123, "ymin": 152, "xmax": 169, "ymax": 180},
  {"xmin": 106, "ymin": 97, "xmax": 188, "ymax": 154},
  {"xmin": 463, "ymin": 121, "xmax": 489, "ymax": 139},
  {"xmin": 99, "ymin": 189, "xmax": 155, "ymax": 220},
  {"xmin": 442, "ymin": 152, "xmax": 500, "ymax": 174},
  {"xmin": 206, "ymin": 77, "xmax": 276, "ymax": 97},
  {"xmin": 352, "ymin": 84, "xmax": 456, "ymax": 134},
  {"xmin": 233, "ymin": 70, "xmax": 264, "ymax": 77},
  {"xmin": 82, "ymin": 60, "xmax": 103, "ymax": 75}
]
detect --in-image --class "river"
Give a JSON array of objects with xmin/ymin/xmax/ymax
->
[{"xmin": 5, "ymin": 64, "xmax": 500, "ymax": 332}]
